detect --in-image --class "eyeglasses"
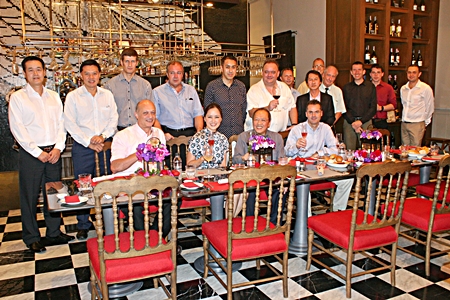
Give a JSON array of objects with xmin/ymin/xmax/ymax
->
[{"xmin": 313, "ymin": 64, "xmax": 325, "ymax": 68}]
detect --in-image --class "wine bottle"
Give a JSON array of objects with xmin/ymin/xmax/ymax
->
[
  {"xmin": 370, "ymin": 46, "xmax": 378, "ymax": 64},
  {"xmin": 388, "ymin": 74, "xmax": 393, "ymax": 86},
  {"xmin": 390, "ymin": 19, "xmax": 396, "ymax": 37},
  {"xmin": 413, "ymin": 0, "xmax": 419, "ymax": 10},
  {"xmin": 391, "ymin": 0, "xmax": 396, "ymax": 7},
  {"xmin": 412, "ymin": 22, "xmax": 416, "ymax": 38},
  {"xmin": 374, "ymin": 0, "xmax": 379, "ymax": 3},
  {"xmin": 390, "ymin": 48, "xmax": 395, "ymax": 66},
  {"xmin": 396, "ymin": 19, "xmax": 402, "ymax": 37},
  {"xmin": 412, "ymin": 49, "xmax": 417, "ymax": 65},
  {"xmin": 365, "ymin": 45, "xmax": 371, "ymax": 64},
  {"xmin": 395, "ymin": 48, "xmax": 400, "ymax": 66},
  {"xmin": 420, "ymin": 0, "xmax": 426, "ymax": 11},
  {"xmin": 373, "ymin": 16, "xmax": 378, "ymax": 34},
  {"xmin": 368, "ymin": 16, "xmax": 373, "ymax": 34},
  {"xmin": 393, "ymin": 75, "xmax": 398, "ymax": 92},
  {"xmin": 417, "ymin": 50, "xmax": 423, "ymax": 66},
  {"xmin": 400, "ymin": 0, "xmax": 405, "ymax": 7},
  {"xmin": 416, "ymin": 22, "xmax": 423, "ymax": 39}
]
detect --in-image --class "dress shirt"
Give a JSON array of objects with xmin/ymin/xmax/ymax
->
[
  {"xmin": 110, "ymin": 124, "xmax": 166, "ymax": 176},
  {"xmin": 374, "ymin": 82, "xmax": 397, "ymax": 119},
  {"xmin": 343, "ymin": 80, "xmax": 377, "ymax": 124},
  {"xmin": 291, "ymin": 88, "xmax": 301, "ymax": 101},
  {"xmin": 400, "ymin": 80, "xmax": 434, "ymax": 125},
  {"xmin": 297, "ymin": 92, "xmax": 335, "ymax": 126},
  {"xmin": 297, "ymin": 80, "xmax": 309, "ymax": 95},
  {"xmin": 245, "ymin": 80, "xmax": 295, "ymax": 133},
  {"xmin": 9, "ymin": 84, "xmax": 66, "ymax": 158},
  {"xmin": 188, "ymin": 128, "xmax": 229, "ymax": 169},
  {"xmin": 320, "ymin": 83, "xmax": 346, "ymax": 114},
  {"xmin": 285, "ymin": 122, "xmax": 338, "ymax": 158},
  {"xmin": 103, "ymin": 73, "xmax": 152, "ymax": 128},
  {"xmin": 204, "ymin": 77, "xmax": 247, "ymax": 138},
  {"xmin": 232, "ymin": 130, "xmax": 285, "ymax": 164},
  {"xmin": 152, "ymin": 82, "xmax": 204, "ymax": 129},
  {"xmin": 64, "ymin": 86, "xmax": 118, "ymax": 147}
]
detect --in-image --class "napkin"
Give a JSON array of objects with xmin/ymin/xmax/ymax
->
[
  {"xmin": 205, "ymin": 180, "xmax": 263, "ymax": 192},
  {"xmin": 182, "ymin": 182, "xmax": 200, "ymax": 189},
  {"xmin": 65, "ymin": 195, "xmax": 80, "ymax": 203}
]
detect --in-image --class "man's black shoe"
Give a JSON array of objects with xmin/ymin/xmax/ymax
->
[
  {"xmin": 76, "ymin": 229, "xmax": 89, "ymax": 240},
  {"xmin": 27, "ymin": 241, "xmax": 46, "ymax": 253},
  {"xmin": 46, "ymin": 233, "xmax": 75, "ymax": 245},
  {"xmin": 177, "ymin": 245, "xmax": 182, "ymax": 255}
]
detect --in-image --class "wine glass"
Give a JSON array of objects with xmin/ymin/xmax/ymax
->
[
  {"xmin": 272, "ymin": 84, "xmax": 281, "ymax": 112},
  {"xmin": 203, "ymin": 144, "xmax": 214, "ymax": 179},
  {"xmin": 300, "ymin": 123, "xmax": 307, "ymax": 153}
]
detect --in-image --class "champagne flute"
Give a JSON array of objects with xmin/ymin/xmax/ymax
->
[
  {"xmin": 203, "ymin": 144, "xmax": 214, "ymax": 179},
  {"xmin": 300, "ymin": 123, "xmax": 307, "ymax": 153}
]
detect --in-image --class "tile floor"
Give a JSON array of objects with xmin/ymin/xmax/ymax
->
[{"xmin": 0, "ymin": 208, "xmax": 450, "ymax": 300}]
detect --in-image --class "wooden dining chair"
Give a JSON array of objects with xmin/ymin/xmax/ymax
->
[
  {"xmin": 306, "ymin": 161, "xmax": 411, "ymax": 298},
  {"xmin": 202, "ymin": 165, "xmax": 297, "ymax": 300},
  {"xmin": 167, "ymin": 135, "xmax": 210, "ymax": 231},
  {"xmin": 397, "ymin": 155, "xmax": 450, "ymax": 276},
  {"xmin": 94, "ymin": 141, "xmax": 112, "ymax": 177},
  {"xmin": 87, "ymin": 175, "xmax": 179, "ymax": 300}
]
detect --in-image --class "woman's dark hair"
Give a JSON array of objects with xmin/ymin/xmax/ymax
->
[{"xmin": 204, "ymin": 103, "xmax": 223, "ymax": 118}]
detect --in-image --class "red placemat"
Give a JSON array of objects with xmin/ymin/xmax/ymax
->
[
  {"xmin": 65, "ymin": 195, "xmax": 80, "ymax": 203},
  {"xmin": 205, "ymin": 180, "xmax": 264, "ymax": 192}
]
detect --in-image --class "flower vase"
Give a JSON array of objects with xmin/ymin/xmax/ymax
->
[
  {"xmin": 255, "ymin": 148, "xmax": 273, "ymax": 164},
  {"xmin": 143, "ymin": 160, "xmax": 161, "ymax": 174}
]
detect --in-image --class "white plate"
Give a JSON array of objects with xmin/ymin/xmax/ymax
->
[
  {"xmin": 408, "ymin": 153, "xmax": 419, "ymax": 158},
  {"xmin": 180, "ymin": 182, "xmax": 204, "ymax": 190},
  {"xmin": 305, "ymin": 158, "xmax": 317, "ymax": 163},
  {"xmin": 60, "ymin": 196, "xmax": 89, "ymax": 205},
  {"xmin": 56, "ymin": 193, "xmax": 68, "ymax": 199},
  {"xmin": 422, "ymin": 155, "xmax": 444, "ymax": 161},
  {"xmin": 327, "ymin": 161, "xmax": 349, "ymax": 168}
]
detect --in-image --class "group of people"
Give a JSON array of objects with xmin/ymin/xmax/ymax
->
[{"xmin": 8, "ymin": 47, "xmax": 434, "ymax": 253}]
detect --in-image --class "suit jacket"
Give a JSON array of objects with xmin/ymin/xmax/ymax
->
[{"xmin": 296, "ymin": 92, "xmax": 335, "ymax": 126}]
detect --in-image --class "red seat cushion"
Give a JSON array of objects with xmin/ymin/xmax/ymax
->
[
  {"xmin": 181, "ymin": 197, "xmax": 210, "ymax": 209},
  {"xmin": 400, "ymin": 198, "xmax": 450, "ymax": 232},
  {"xmin": 205, "ymin": 180, "xmax": 265, "ymax": 192},
  {"xmin": 382, "ymin": 173, "xmax": 420, "ymax": 188},
  {"xmin": 202, "ymin": 216, "xmax": 287, "ymax": 260},
  {"xmin": 310, "ymin": 181, "xmax": 336, "ymax": 192},
  {"xmin": 308, "ymin": 210, "xmax": 398, "ymax": 251},
  {"xmin": 416, "ymin": 181, "xmax": 450, "ymax": 201},
  {"xmin": 87, "ymin": 230, "xmax": 173, "ymax": 283}
]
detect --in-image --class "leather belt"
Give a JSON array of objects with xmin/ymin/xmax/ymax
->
[
  {"xmin": 162, "ymin": 125, "xmax": 195, "ymax": 132},
  {"xmin": 39, "ymin": 145, "xmax": 55, "ymax": 153},
  {"xmin": 373, "ymin": 118, "xmax": 386, "ymax": 122}
]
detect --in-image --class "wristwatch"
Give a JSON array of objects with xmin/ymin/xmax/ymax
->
[{"xmin": 101, "ymin": 133, "xmax": 107, "ymax": 140}]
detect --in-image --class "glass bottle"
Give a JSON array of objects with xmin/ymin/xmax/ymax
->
[{"xmin": 173, "ymin": 153, "xmax": 182, "ymax": 173}]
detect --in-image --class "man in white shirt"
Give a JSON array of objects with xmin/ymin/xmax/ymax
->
[
  {"xmin": 319, "ymin": 65, "xmax": 346, "ymax": 125},
  {"xmin": 245, "ymin": 60, "xmax": 297, "ymax": 132},
  {"xmin": 9, "ymin": 56, "xmax": 74, "ymax": 253},
  {"xmin": 285, "ymin": 100, "xmax": 353, "ymax": 212},
  {"xmin": 400, "ymin": 65, "xmax": 434, "ymax": 146},
  {"xmin": 297, "ymin": 58, "xmax": 325, "ymax": 95},
  {"xmin": 64, "ymin": 59, "xmax": 118, "ymax": 239},
  {"xmin": 111, "ymin": 100, "xmax": 172, "ymax": 235}
]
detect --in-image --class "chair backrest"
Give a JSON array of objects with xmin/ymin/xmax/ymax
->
[
  {"xmin": 94, "ymin": 141, "xmax": 112, "ymax": 177},
  {"xmin": 228, "ymin": 135, "xmax": 239, "ymax": 167},
  {"xmin": 279, "ymin": 130, "xmax": 290, "ymax": 141},
  {"xmin": 431, "ymin": 155, "xmax": 450, "ymax": 217},
  {"xmin": 377, "ymin": 129, "xmax": 391, "ymax": 148},
  {"xmin": 351, "ymin": 161, "xmax": 411, "ymax": 245},
  {"xmin": 92, "ymin": 175, "xmax": 179, "ymax": 262},
  {"xmin": 166, "ymin": 135, "xmax": 191, "ymax": 169},
  {"xmin": 226, "ymin": 165, "xmax": 297, "ymax": 247}
]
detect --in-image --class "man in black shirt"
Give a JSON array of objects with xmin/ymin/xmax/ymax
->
[{"xmin": 342, "ymin": 61, "xmax": 377, "ymax": 150}]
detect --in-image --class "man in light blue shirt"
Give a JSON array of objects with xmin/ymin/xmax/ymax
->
[{"xmin": 285, "ymin": 100, "xmax": 353, "ymax": 212}]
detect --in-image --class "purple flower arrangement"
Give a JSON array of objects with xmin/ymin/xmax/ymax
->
[
  {"xmin": 136, "ymin": 143, "xmax": 170, "ymax": 163},
  {"xmin": 248, "ymin": 134, "xmax": 276, "ymax": 152},
  {"xmin": 354, "ymin": 149, "xmax": 383, "ymax": 163},
  {"xmin": 360, "ymin": 130, "xmax": 382, "ymax": 140}
]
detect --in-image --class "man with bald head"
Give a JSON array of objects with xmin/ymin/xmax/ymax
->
[
  {"xmin": 297, "ymin": 58, "xmax": 325, "ymax": 95},
  {"xmin": 319, "ymin": 65, "xmax": 346, "ymax": 124}
]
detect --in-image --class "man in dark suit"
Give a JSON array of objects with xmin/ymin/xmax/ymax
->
[{"xmin": 296, "ymin": 70, "xmax": 335, "ymax": 126}]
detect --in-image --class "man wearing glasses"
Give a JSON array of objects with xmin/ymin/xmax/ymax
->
[{"xmin": 297, "ymin": 58, "xmax": 325, "ymax": 95}]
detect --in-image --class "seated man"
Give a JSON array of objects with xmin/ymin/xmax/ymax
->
[
  {"xmin": 110, "ymin": 100, "xmax": 171, "ymax": 236},
  {"xmin": 233, "ymin": 108, "xmax": 286, "ymax": 224},
  {"xmin": 285, "ymin": 100, "xmax": 353, "ymax": 213}
]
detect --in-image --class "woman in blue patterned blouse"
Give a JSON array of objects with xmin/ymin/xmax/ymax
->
[{"xmin": 187, "ymin": 103, "xmax": 229, "ymax": 169}]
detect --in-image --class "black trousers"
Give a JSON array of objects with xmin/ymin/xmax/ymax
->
[
  {"xmin": 373, "ymin": 119, "xmax": 389, "ymax": 130},
  {"xmin": 19, "ymin": 148, "xmax": 62, "ymax": 245}
]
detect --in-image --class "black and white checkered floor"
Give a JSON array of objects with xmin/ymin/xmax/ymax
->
[{"xmin": 1, "ymin": 208, "xmax": 450, "ymax": 300}]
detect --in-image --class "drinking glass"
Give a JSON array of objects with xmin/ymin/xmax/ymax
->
[
  {"xmin": 430, "ymin": 143, "xmax": 439, "ymax": 156},
  {"xmin": 186, "ymin": 165, "xmax": 196, "ymax": 179},
  {"xmin": 78, "ymin": 173, "xmax": 92, "ymax": 195},
  {"xmin": 278, "ymin": 157, "xmax": 288, "ymax": 166},
  {"xmin": 203, "ymin": 144, "xmax": 214, "ymax": 179},
  {"xmin": 300, "ymin": 123, "xmax": 307, "ymax": 153}
]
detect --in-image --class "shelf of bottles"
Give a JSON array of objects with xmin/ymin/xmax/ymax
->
[{"xmin": 362, "ymin": 0, "xmax": 435, "ymax": 87}]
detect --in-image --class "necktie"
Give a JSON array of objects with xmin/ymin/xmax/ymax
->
[{"xmin": 325, "ymin": 87, "xmax": 329, "ymax": 94}]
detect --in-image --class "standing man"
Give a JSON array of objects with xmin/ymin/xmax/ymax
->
[
  {"xmin": 280, "ymin": 67, "xmax": 301, "ymax": 101},
  {"xmin": 297, "ymin": 58, "xmax": 325, "ymax": 95},
  {"xmin": 400, "ymin": 65, "xmax": 434, "ymax": 146},
  {"xmin": 104, "ymin": 48, "xmax": 153, "ymax": 131},
  {"xmin": 204, "ymin": 55, "xmax": 247, "ymax": 138},
  {"xmin": 64, "ymin": 59, "xmax": 118, "ymax": 239},
  {"xmin": 370, "ymin": 64, "xmax": 397, "ymax": 129},
  {"xmin": 9, "ymin": 56, "xmax": 74, "ymax": 253},
  {"xmin": 296, "ymin": 70, "xmax": 335, "ymax": 126},
  {"xmin": 342, "ymin": 61, "xmax": 377, "ymax": 150},
  {"xmin": 320, "ymin": 65, "xmax": 346, "ymax": 124},
  {"xmin": 245, "ymin": 60, "xmax": 297, "ymax": 133},
  {"xmin": 285, "ymin": 100, "xmax": 353, "ymax": 212}
]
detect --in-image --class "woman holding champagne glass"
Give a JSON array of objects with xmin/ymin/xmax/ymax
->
[{"xmin": 187, "ymin": 103, "xmax": 228, "ymax": 170}]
